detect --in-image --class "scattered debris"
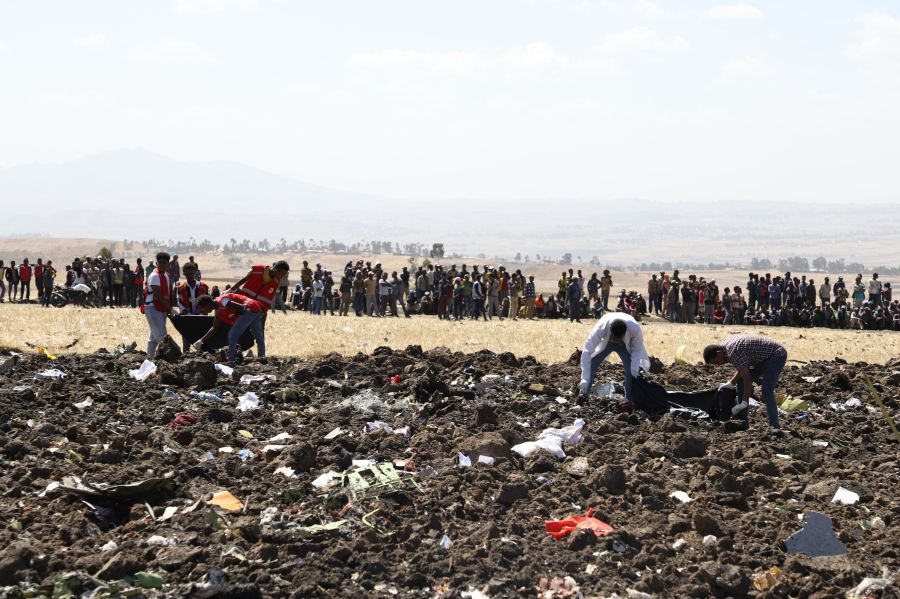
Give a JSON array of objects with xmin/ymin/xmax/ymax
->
[
  {"xmin": 128, "ymin": 360, "xmax": 157, "ymax": 381},
  {"xmin": 511, "ymin": 419, "xmax": 585, "ymax": 459},
  {"xmin": 832, "ymin": 486, "xmax": 860, "ymax": 506},
  {"xmin": 545, "ymin": 508, "xmax": 614, "ymax": 540}
]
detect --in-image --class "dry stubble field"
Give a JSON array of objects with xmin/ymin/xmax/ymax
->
[{"xmin": 0, "ymin": 304, "xmax": 897, "ymax": 366}]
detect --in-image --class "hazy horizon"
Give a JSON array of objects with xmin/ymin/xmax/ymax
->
[{"xmin": 1, "ymin": 1, "xmax": 899, "ymax": 204}]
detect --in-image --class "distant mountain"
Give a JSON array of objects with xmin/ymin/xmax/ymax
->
[
  {"xmin": 0, "ymin": 148, "xmax": 383, "ymax": 212},
  {"xmin": 1, "ymin": 149, "xmax": 898, "ymax": 266}
]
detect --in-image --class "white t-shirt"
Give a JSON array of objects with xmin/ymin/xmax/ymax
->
[{"xmin": 145, "ymin": 271, "xmax": 170, "ymax": 304}]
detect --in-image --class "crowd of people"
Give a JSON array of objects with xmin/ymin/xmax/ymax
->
[
  {"xmin": 647, "ymin": 270, "xmax": 898, "ymax": 331},
  {"xmin": 1, "ymin": 252, "xmax": 898, "ymax": 331}
]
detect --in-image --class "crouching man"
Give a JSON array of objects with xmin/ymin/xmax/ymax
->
[
  {"xmin": 195, "ymin": 293, "xmax": 266, "ymax": 363},
  {"xmin": 703, "ymin": 334, "xmax": 787, "ymax": 428},
  {"xmin": 578, "ymin": 313, "xmax": 650, "ymax": 409}
]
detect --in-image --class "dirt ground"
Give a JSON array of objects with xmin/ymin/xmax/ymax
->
[{"xmin": 0, "ymin": 343, "xmax": 898, "ymax": 597}]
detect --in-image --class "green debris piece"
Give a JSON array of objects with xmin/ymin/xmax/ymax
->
[
  {"xmin": 66, "ymin": 450, "xmax": 84, "ymax": 464},
  {"xmin": 51, "ymin": 573, "xmax": 83, "ymax": 598},
  {"xmin": 860, "ymin": 516, "xmax": 886, "ymax": 531},
  {"xmin": 339, "ymin": 462, "xmax": 420, "ymax": 501},
  {"xmin": 131, "ymin": 571, "xmax": 164, "ymax": 589},
  {"xmin": 204, "ymin": 508, "xmax": 230, "ymax": 531}
]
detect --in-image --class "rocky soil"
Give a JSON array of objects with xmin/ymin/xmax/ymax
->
[{"xmin": 0, "ymin": 341, "xmax": 898, "ymax": 598}]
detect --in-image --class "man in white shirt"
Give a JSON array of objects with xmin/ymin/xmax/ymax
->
[
  {"xmin": 144, "ymin": 252, "xmax": 173, "ymax": 358},
  {"xmin": 868, "ymin": 273, "xmax": 883, "ymax": 305},
  {"xmin": 578, "ymin": 312, "xmax": 651, "ymax": 408}
]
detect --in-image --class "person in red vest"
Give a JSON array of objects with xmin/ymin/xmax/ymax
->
[
  {"xmin": 18, "ymin": 258, "xmax": 32, "ymax": 302},
  {"xmin": 231, "ymin": 260, "xmax": 290, "ymax": 314},
  {"xmin": 194, "ymin": 292, "xmax": 266, "ymax": 362},
  {"xmin": 144, "ymin": 252, "xmax": 173, "ymax": 358},
  {"xmin": 176, "ymin": 263, "xmax": 209, "ymax": 315},
  {"xmin": 33, "ymin": 259, "xmax": 44, "ymax": 305},
  {"xmin": 174, "ymin": 263, "xmax": 210, "ymax": 351}
]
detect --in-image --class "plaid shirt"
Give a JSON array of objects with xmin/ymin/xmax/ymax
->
[
  {"xmin": 524, "ymin": 281, "xmax": 536, "ymax": 298},
  {"xmin": 723, "ymin": 334, "xmax": 786, "ymax": 371}
]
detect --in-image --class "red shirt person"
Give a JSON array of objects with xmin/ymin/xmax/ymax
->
[{"xmin": 195, "ymin": 293, "xmax": 266, "ymax": 362}]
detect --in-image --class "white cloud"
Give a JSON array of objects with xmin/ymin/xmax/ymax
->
[
  {"xmin": 845, "ymin": 12, "xmax": 900, "ymax": 64},
  {"xmin": 634, "ymin": 0, "xmax": 666, "ymax": 19},
  {"xmin": 349, "ymin": 49, "xmax": 489, "ymax": 78},
  {"xmin": 722, "ymin": 56, "xmax": 775, "ymax": 81},
  {"xmin": 75, "ymin": 33, "xmax": 108, "ymax": 49},
  {"xmin": 131, "ymin": 40, "xmax": 217, "ymax": 65},
  {"xmin": 704, "ymin": 3, "xmax": 764, "ymax": 21},
  {"xmin": 595, "ymin": 27, "xmax": 689, "ymax": 54},
  {"xmin": 173, "ymin": 0, "xmax": 259, "ymax": 13},
  {"xmin": 499, "ymin": 43, "xmax": 571, "ymax": 79}
]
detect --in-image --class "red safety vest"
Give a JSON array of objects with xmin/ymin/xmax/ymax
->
[
  {"xmin": 216, "ymin": 292, "xmax": 264, "ymax": 326},
  {"xmin": 236, "ymin": 265, "xmax": 280, "ymax": 311},
  {"xmin": 143, "ymin": 268, "xmax": 170, "ymax": 312},
  {"xmin": 19, "ymin": 265, "xmax": 32, "ymax": 282},
  {"xmin": 176, "ymin": 280, "xmax": 209, "ymax": 314},
  {"xmin": 34, "ymin": 264, "xmax": 43, "ymax": 279}
]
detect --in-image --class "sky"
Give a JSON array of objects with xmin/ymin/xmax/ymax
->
[{"xmin": 0, "ymin": 0, "xmax": 899, "ymax": 203}]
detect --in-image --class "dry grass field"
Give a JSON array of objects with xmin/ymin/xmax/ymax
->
[{"xmin": 1, "ymin": 304, "xmax": 898, "ymax": 366}]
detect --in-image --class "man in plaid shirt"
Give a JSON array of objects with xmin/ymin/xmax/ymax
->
[{"xmin": 704, "ymin": 334, "xmax": 788, "ymax": 428}]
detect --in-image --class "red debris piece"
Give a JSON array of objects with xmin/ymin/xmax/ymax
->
[
  {"xmin": 167, "ymin": 413, "xmax": 198, "ymax": 428},
  {"xmin": 545, "ymin": 508, "xmax": 615, "ymax": 540}
]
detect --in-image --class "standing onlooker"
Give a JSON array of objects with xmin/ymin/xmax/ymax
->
[
  {"xmin": 600, "ymin": 270, "xmax": 613, "ymax": 312},
  {"xmin": 41, "ymin": 261, "xmax": 56, "ymax": 307},
  {"xmin": 34, "ymin": 259, "xmax": 44, "ymax": 304},
  {"xmin": 868, "ymin": 273, "xmax": 883, "ymax": 306},
  {"xmin": 524, "ymin": 275, "xmax": 536, "ymax": 319},
  {"xmin": 112, "ymin": 262, "xmax": 124, "ymax": 306},
  {"xmin": 168, "ymin": 254, "xmax": 181, "ymax": 287},
  {"xmin": 144, "ymin": 252, "xmax": 173, "ymax": 359},
  {"xmin": 6, "ymin": 261, "xmax": 19, "ymax": 302},
  {"xmin": 18, "ymin": 259, "xmax": 32, "ymax": 302},
  {"xmin": 0, "ymin": 260, "xmax": 6, "ymax": 302}
]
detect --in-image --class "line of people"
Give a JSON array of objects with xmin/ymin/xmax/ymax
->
[{"xmin": 647, "ymin": 270, "xmax": 898, "ymax": 330}]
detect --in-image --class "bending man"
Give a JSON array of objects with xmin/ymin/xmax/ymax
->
[
  {"xmin": 703, "ymin": 334, "xmax": 787, "ymax": 428},
  {"xmin": 195, "ymin": 293, "xmax": 265, "ymax": 362},
  {"xmin": 578, "ymin": 312, "xmax": 650, "ymax": 408}
]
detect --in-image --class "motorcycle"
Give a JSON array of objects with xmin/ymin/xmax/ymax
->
[{"xmin": 50, "ymin": 283, "xmax": 98, "ymax": 308}]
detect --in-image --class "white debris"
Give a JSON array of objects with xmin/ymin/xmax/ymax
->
[
  {"xmin": 128, "ymin": 360, "xmax": 156, "ymax": 381},
  {"xmin": 848, "ymin": 567, "xmax": 893, "ymax": 598},
  {"xmin": 702, "ymin": 535, "xmax": 717, "ymax": 546},
  {"xmin": 268, "ymin": 432, "xmax": 292, "ymax": 442},
  {"xmin": 351, "ymin": 459, "xmax": 377, "ymax": 468},
  {"xmin": 236, "ymin": 392, "xmax": 261, "ymax": 411},
  {"xmin": 324, "ymin": 427, "xmax": 345, "ymax": 440},
  {"xmin": 478, "ymin": 455, "xmax": 496, "ymax": 466},
  {"xmin": 311, "ymin": 471, "xmax": 340, "ymax": 488},
  {"xmin": 363, "ymin": 421, "xmax": 409, "ymax": 436},
  {"xmin": 845, "ymin": 397, "xmax": 862, "ymax": 408},
  {"xmin": 158, "ymin": 506, "xmax": 179, "ymax": 522},
  {"xmin": 511, "ymin": 418, "xmax": 585, "ymax": 459},
  {"xmin": 457, "ymin": 453, "xmax": 472, "ymax": 468},
  {"xmin": 35, "ymin": 369, "xmax": 67, "ymax": 380},
  {"xmin": 672, "ymin": 538, "xmax": 687, "ymax": 551},
  {"xmin": 38, "ymin": 482, "xmax": 60, "ymax": 497},
  {"xmin": 833, "ymin": 486, "xmax": 860, "ymax": 505},
  {"xmin": 214, "ymin": 363, "xmax": 234, "ymax": 376},
  {"xmin": 239, "ymin": 374, "xmax": 277, "ymax": 385},
  {"xmin": 73, "ymin": 398, "xmax": 93, "ymax": 410},
  {"xmin": 100, "ymin": 540, "xmax": 118, "ymax": 552},
  {"xmin": 670, "ymin": 491, "xmax": 692, "ymax": 504},
  {"xmin": 439, "ymin": 535, "xmax": 452, "ymax": 549},
  {"xmin": 275, "ymin": 467, "xmax": 297, "ymax": 478},
  {"xmin": 147, "ymin": 535, "xmax": 176, "ymax": 547}
]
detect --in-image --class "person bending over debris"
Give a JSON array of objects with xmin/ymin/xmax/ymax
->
[
  {"xmin": 578, "ymin": 313, "xmax": 650, "ymax": 409},
  {"xmin": 194, "ymin": 293, "xmax": 265, "ymax": 362},
  {"xmin": 703, "ymin": 334, "xmax": 787, "ymax": 428}
]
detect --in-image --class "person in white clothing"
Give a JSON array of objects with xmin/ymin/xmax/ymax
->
[
  {"xmin": 144, "ymin": 252, "xmax": 173, "ymax": 358},
  {"xmin": 577, "ymin": 312, "xmax": 650, "ymax": 407}
]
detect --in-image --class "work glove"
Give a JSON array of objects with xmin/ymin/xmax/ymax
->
[
  {"xmin": 578, "ymin": 379, "xmax": 589, "ymax": 398},
  {"xmin": 717, "ymin": 382, "xmax": 736, "ymax": 392},
  {"xmin": 192, "ymin": 340, "xmax": 204, "ymax": 351}
]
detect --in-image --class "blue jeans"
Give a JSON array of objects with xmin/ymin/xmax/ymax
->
[
  {"xmin": 737, "ymin": 351, "xmax": 787, "ymax": 428},
  {"xmin": 229, "ymin": 310, "xmax": 265, "ymax": 361},
  {"xmin": 587, "ymin": 340, "xmax": 633, "ymax": 400}
]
